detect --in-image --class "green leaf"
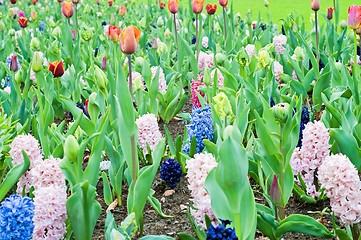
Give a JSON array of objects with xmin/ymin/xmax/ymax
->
[
  {"xmin": 139, "ymin": 236, "xmax": 174, "ymax": 240},
  {"xmin": 102, "ymin": 172, "xmax": 113, "ymax": 206},
  {"xmin": 313, "ymin": 71, "xmax": 331, "ymax": 112},
  {"xmin": 177, "ymin": 233, "xmax": 198, "ymax": 240}
]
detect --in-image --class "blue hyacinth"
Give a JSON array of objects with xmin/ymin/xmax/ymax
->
[
  {"xmin": 191, "ymin": 36, "xmax": 196, "ymax": 44},
  {"xmin": 101, "ymin": 21, "xmax": 107, "ymax": 26},
  {"xmin": 182, "ymin": 105, "xmax": 214, "ymax": 155},
  {"xmin": 39, "ymin": 22, "xmax": 46, "ymax": 31},
  {"xmin": 0, "ymin": 195, "xmax": 35, "ymax": 240},
  {"xmin": 270, "ymin": 96, "xmax": 275, "ymax": 107},
  {"xmin": 206, "ymin": 219, "xmax": 238, "ymax": 240},
  {"xmin": 297, "ymin": 106, "xmax": 310, "ymax": 147},
  {"xmin": 94, "ymin": 47, "xmax": 99, "ymax": 57},
  {"xmin": 160, "ymin": 158, "xmax": 183, "ymax": 188}
]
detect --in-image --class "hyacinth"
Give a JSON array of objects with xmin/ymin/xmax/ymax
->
[
  {"xmin": 319, "ymin": 154, "xmax": 361, "ymax": 226},
  {"xmin": 160, "ymin": 158, "xmax": 183, "ymax": 188},
  {"xmin": 186, "ymin": 153, "xmax": 218, "ymax": 229},
  {"xmin": 273, "ymin": 61, "xmax": 283, "ymax": 83},
  {"xmin": 202, "ymin": 36, "xmax": 208, "ymax": 48},
  {"xmin": 131, "ymin": 71, "xmax": 144, "ymax": 86},
  {"xmin": 290, "ymin": 121, "xmax": 330, "ymax": 197},
  {"xmin": 0, "ymin": 195, "xmax": 35, "ymax": 240},
  {"xmin": 211, "ymin": 69, "xmax": 224, "ymax": 88},
  {"xmin": 136, "ymin": 113, "xmax": 163, "ymax": 155},
  {"xmin": 182, "ymin": 105, "xmax": 214, "ymax": 155},
  {"xmin": 32, "ymin": 186, "xmax": 67, "ymax": 240},
  {"xmin": 191, "ymin": 75, "xmax": 206, "ymax": 108},
  {"xmin": 150, "ymin": 66, "xmax": 168, "ymax": 94},
  {"xmin": 100, "ymin": 160, "xmax": 111, "ymax": 171},
  {"xmin": 213, "ymin": 92, "xmax": 232, "ymax": 119},
  {"xmin": 30, "ymin": 156, "xmax": 65, "ymax": 191},
  {"xmin": 245, "ymin": 44, "xmax": 256, "ymax": 58},
  {"xmin": 198, "ymin": 52, "xmax": 215, "ymax": 71},
  {"xmin": 9, "ymin": 134, "xmax": 43, "ymax": 194},
  {"xmin": 350, "ymin": 55, "xmax": 361, "ymax": 66},
  {"xmin": 273, "ymin": 35, "xmax": 287, "ymax": 55},
  {"xmin": 297, "ymin": 106, "xmax": 310, "ymax": 148},
  {"xmin": 206, "ymin": 219, "xmax": 238, "ymax": 240}
]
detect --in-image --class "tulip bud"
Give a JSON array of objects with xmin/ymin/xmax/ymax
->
[
  {"xmin": 96, "ymin": 0, "xmax": 100, "ymax": 5},
  {"xmin": 234, "ymin": 12, "xmax": 241, "ymax": 26},
  {"xmin": 51, "ymin": 40, "xmax": 61, "ymax": 55},
  {"xmin": 15, "ymin": 69, "xmax": 23, "ymax": 84},
  {"xmin": 203, "ymin": 67, "xmax": 211, "ymax": 86},
  {"xmin": 135, "ymin": 57, "xmax": 144, "ymax": 71},
  {"xmin": 236, "ymin": 48, "xmax": 249, "ymax": 67},
  {"xmin": 81, "ymin": 27, "xmax": 93, "ymax": 41},
  {"xmin": 32, "ymin": 52, "xmax": 44, "ymax": 72},
  {"xmin": 48, "ymin": 19, "xmax": 56, "ymax": 28},
  {"xmin": 9, "ymin": 29, "xmax": 15, "ymax": 37},
  {"xmin": 223, "ymin": 125, "xmax": 235, "ymax": 140},
  {"xmin": 219, "ymin": 0, "xmax": 227, "ymax": 7},
  {"xmin": 157, "ymin": 17, "xmax": 164, "ymax": 27},
  {"xmin": 264, "ymin": 0, "xmax": 269, "ymax": 7},
  {"xmin": 110, "ymin": 13, "xmax": 115, "ymax": 25},
  {"xmin": 168, "ymin": 0, "xmax": 179, "ymax": 14},
  {"xmin": 294, "ymin": 46, "xmax": 305, "ymax": 61},
  {"xmin": 339, "ymin": 20, "xmax": 347, "ymax": 29},
  {"xmin": 133, "ymin": 75, "xmax": 143, "ymax": 92},
  {"xmin": 335, "ymin": 62, "xmax": 343, "ymax": 72},
  {"xmin": 102, "ymin": 56, "xmax": 107, "ymax": 70},
  {"xmin": 89, "ymin": 92, "xmax": 97, "ymax": 105},
  {"xmin": 157, "ymin": 42, "xmax": 168, "ymax": 55},
  {"xmin": 257, "ymin": 49, "xmax": 271, "ymax": 69},
  {"xmin": 215, "ymin": 53, "xmax": 226, "ymax": 65},
  {"xmin": 62, "ymin": 1, "xmax": 74, "ymax": 18},
  {"xmin": 327, "ymin": 7, "xmax": 334, "ymax": 20},
  {"xmin": 270, "ymin": 175, "xmax": 281, "ymax": 206},
  {"xmin": 152, "ymin": 38, "xmax": 159, "ymax": 49},
  {"xmin": 119, "ymin": 26, "xmax": 141, "ymax": 55},
  {"xmin": 192, "ymin": 0, "xmax": 204, "ymax": 14},
  {"xmin": 119, "ymin": 6, "xmax": 126, "ymax": 16},
  {"xmin": 64, "ymin": 135, "xmax": 79, "ymax": 162},
  {"xmin": 30, "ymin": 37, "xmax": 40, "ymax": 51},
  {"xmin": 94, "ymin": 65, "xmax": 108, "ymax": 93},
  {"xmin": 310, "ymin": 0, "xmax": 320, "ymax": 12},
  {"xmin": 272, "ymin": 103, "xmax": 290, "ymax": 124},
  {"xmin": 10, "ymin": 55, "xmax": 18, "ymax": 72},
  {"xmin": 164, "ymin": 28, "xmax": 171, "ymax": 40}
]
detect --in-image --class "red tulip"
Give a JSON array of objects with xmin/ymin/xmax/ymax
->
[
  {"xmin": 107, "ymin": 25, "xmax": 121, "ymax": 42},
  {"xmin": 108, "ymin": 1, "xmax": 113, "ymax": 6},
  {"xmin": 17, "ymin": 17, "xmax": 28, "ymax": 28},
  {"xmin": 72, "ymin": 0, "xmax": 79, "ymax": 4},
  {"xmin": 159, "ymin": 2, "xmax": 165, "ymax": 9},
  {"xmin": 96, "ymin": 0, "xmax": 100, "ymax": 5},
  {"xmin": 219, "ymin": 0, "xmax": 227, "ymax": 7},
  {"xmin": 49, "ymin": 61, "xmax": 65, "ymax": 78},
  {"xmin": 57, "ymin": 0, "xmax": 63, "ymax": 2},
  {"xmin": 32, "ymin": 0, "xmax": 38, "ymax": 4},
  {"xmin": 62, "ymin": 1, "xmax": 73, "ymax": 18},
  {"xmin": 310, "ymin": 0, "xmax": 320, "ymax": 11},
  {"xmin": 327, "ymin": 7, "xmax": 334, "ymax": 20},
  {"xmin": 192, "ymin": 0, "xmax": 204, "ymax": 14},
  {"xmin": 348, "ymin": 5, "xmax": 361, "ymax": 30},
  {"xmin": 119, "ymin": 26, "xmax": 141, "ymax": 54},
  {"xmin": 168, "ymin": 0, "xmax": 179, "ymax": 14},
  {"xmin": 10, "ymin": 0, "xmax": 16, "ymax": 4},
  {"xmin": 119, "ymin": 6, "xmax": 126, "ymax": 16},
  {"xmin": 270, "ymin": 175, "xmax": 281, "ymax": 206},
  {"xmin": 10, "ymin": 55, "xmax": 18, "ymax": 72},
  {"xmin": 85, "ymin": 99, "xmax": 89, "ymax": 116},
  {"xmin": 206, "ymin": 4, "xmax": 217, "ymax": 15}
]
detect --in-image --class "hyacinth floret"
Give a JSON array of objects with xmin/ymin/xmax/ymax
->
[
  {"xmin": 297, "ymin": 106, "xmax": 310, "ymax": 147},
  {"xmin": 318, "ymin": 154, "xmax": 361, "ymax": 226},
  {"xmin": 0, "ymin": 195, "xmax": 35, "ymax": 240},
  {"xmin": 191, "ymin": 75, "xmax": 206, "ymax": 108},
  {"xmin": 273, "ymin": 35, "xmax": 287, "ymax": 56},
  {"xmin": 160, "ymin": 158, "xmax": 183, "ymax": 188},
  {"xmin": 182, "ymin": 105, "xmax": 214, "ymax": 155},
  {"xmin": 136, "ymin": 113, "xmax": 163, "ymax": 155},
  {"xmin": 206, "ymin": 219, "xmax": 238, "ymax": 240},
  {"xmin": 150, "ymin": 66, "xmax": 168, "ymax": 94}
]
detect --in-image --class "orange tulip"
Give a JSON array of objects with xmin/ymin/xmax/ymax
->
[
  {"xmin": 159, "ymin": 2, "xmax": 165, "ymax": 9},
  {"xmin": 119, "ymin": 26, "xmax": 141, "ymax": 54},
  {"xmin": 119, "ymin": 6, "xmax": 126, "ymax": 16},
  {"xmin": 49, "ymin": 61, "xmax": 65, "ymax": 78},
  {"xmin": 62, "ymin": 1, "xmax": 73, "ymax": 18},
  {"xmin": 348, "ymin": 5, "xmax": 361, "ymax": 29},
  {"xmin": 168, "ymin": 0, "xmax": 179, "ymax": 14},
  {"xmin": 219, "ymin": 0, "xmax": 227, "ymax": 7},
  {"xmin": 17, "ymin": 17, "xmax": 28, "ymax": 28},
  {"xmin": 107, "ymin": 25, "xmax": 121, "ymax": 42},
  {"xmin": 192, "ymin": 0, "xmax": 204, "ymax": 14},
  {"xmin": 206, "ymin": 3, "xmax": 217, "ymax": 15}
]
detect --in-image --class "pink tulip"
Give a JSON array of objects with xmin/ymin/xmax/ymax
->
[
  {"xmin": 19, "ymin": 11, "xmax": 24, "ymax": 17},
  {"xmin": 348, "ymin": 5, "xmax": 361, "ymax": 29},
  {"xmin": 71, "ymin": 30, "xmax": 76, "ymax": 40},
  {"xmin": 310, "ymin": 0, "xmax": 320, "ymax": 11}
]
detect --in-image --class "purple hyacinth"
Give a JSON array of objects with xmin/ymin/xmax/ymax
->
[{"xmin": 160, "ymin": 158, "xmax": 183, "ymax": 188}]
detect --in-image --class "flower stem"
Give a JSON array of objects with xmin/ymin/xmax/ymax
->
[
  {"xmin": 75, "ymin": 4, "xmax": 78, "ymax": 34},
  {"xmin": 196, "ymin": 14, "xmax": 199, "ymax": 62},
  {"xmin": 128, "ymin": 55, "xmax": 133, "ymax": 97},
  {"xmin": 223, "ymin": 7, "xmax": 227, "ymax": 47},
  {"xmin": 315, "ymin": 11, "xmax": 319, "ymax": 65},
  {"xmin": 279, "ymin": 124, "xmax": 285, "ymax": 220},
  {"xmin": 351, "ymin": 223, "xmax": 360, "ymax": 240},
  {"xmin": 333, "ymin": 0, "xmax": 337, "ymax": 32},
  {"xmin": 173, "ymin": 13, "xmax": 178, "ymax": 55},
  {"xmin": 131, "ymin": 134, "xmax": 137, "ymax": 188}
]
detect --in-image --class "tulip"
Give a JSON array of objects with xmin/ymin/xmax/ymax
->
[
  {"xmin": 102, "ymin": 56, "xmax": 107, "ymax": 70},
  {"xmin": 159, "ymin": 2, "xmax": 165, "ymax": 9},
  {"xmin": 310, "ymin": 0, "xmax": 320, "ymax": 12},
  {"xmin": 326, "ymin": 7, "xmax": 334, "ymax": 20},
  {"xmin": 168, "ymin": 0, "xmax": 179, "ymax": 14},
  {"xmin": 17, "ymin": 17, "xmax": 28, "ymax": 28},
  {"xmin": 84, "ymin": 99, "xmax": 89, "ymax": 117},
  {"xmin": 206, "ymin": 4, "xmax": 217, "ymax": 15},
  {"xmin": 10, "ymin": 55, "xmax": 18, "ymax": 72},
  {"xmin": 30, "ymin": 38, "xmax": 40, "ymax": 51},
  {"xmin": 119, "ymin": 6, "xmax": 126, "ymax": 16},
  {"xmin": 96, "ymin": 0, "xmax": 100, "ymax": 4},
  {"xmin": 272, "ymin": 103, "xmax": 290, "ymax": 124},
  {"xmin": 108, "ymin": 1, "xmax": 113, "ymax": 6},
  {"xmin": 72, "ymin": 0, "xmax": 79, "ymax": 3},
  {"xmin": 71, "ymin": 29, "xmax": 76, "ymax": 40},
  {"xmin": 219, "ymin": 0, "xmax": 227, "ymax": 7},
  {"xmin": 62, "ymin": 1, "xmax": 73, "ymax": 18},
  {"xmin": 119, "ymin": 26, "xmax": 141, "ymax": 55},
  {"xmin": 107, "ymin": 25, "xmax": 121, "ymax": 41},
  {"xmin": 30, "ymin": 11, "xmax": 37, "ymax": 20},
  {"xmin": 64, "ymin": 135, "xmax": 79, "ymax": 163},
  {"xmin": 58, "ymin": 0, "xmax": 63, "ymax": 2},
  {"xmin": 94, "ymin": 65, "xmax": 108, "ymax": 93},
  {"xmin": 10, "ymin": 0, "xmax": 16, "ymax": 4},
  {"xmin": 348, "ymin": 5, "xmax": 361, "ymax": 30},
  {"xmin": 48, "ymin": 61, "xmax": 65, "ymax": 78},
  {"xmin": 270, "ymin": 175, "xmax": 281, "ymax": 206},
  {"xmin": 32, "ymin": 0, "xmax": 37, "ymax": 4},
  {"xmin": 32, "ymin": 52, "xmax": 44, "ymax": 73},
  {"xmin": 192, "ymin": 0, "xmax": 204, "ymax": 14}
]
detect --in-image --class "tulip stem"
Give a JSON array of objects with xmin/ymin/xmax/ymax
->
[
  {"xmin": 59, "ymin": 2, "xmax": 62, "ymax": 20},
  {"xmin": 128, "ymin": 55, "xmax": 133, "ymax": 98},
  {"xmin": 173, "ymin": 13, "xmax": 178, "ymax": 56},
  {"xmin": 196, "ymin": 14, "xmax": 199, "ymax": 62},
  {"xmin": 131, "ymin": 134, "xmax": 137, "ymax": 188},
  {"xmin": 75, "ymin": 4, "xmax": 78, "ymax": 34},
  {"xmin": 223, "ymin": 6, "xmax": 227, "ymax": 47},
  {"xmin": 279, "ymin": 124, "xmax": 285, "ymax": 220},
  {"xmin": 315, "ymin": 11, "xmax": 319, "ymax": 65},
  {"xmin": 333, "ymin": 0, "xmax": 337, "ymax": 32}
]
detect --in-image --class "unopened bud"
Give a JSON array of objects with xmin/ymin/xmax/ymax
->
[
  {"xmin": 203, "ymin": 67, "xmax": 211, "ymax": 86},
  {"xmin": 64, "ymin": 135, "xmax": 79, "ymax": 162},
  {"xmin": 94, "ymin": 65, "xmax": 108, "ymax": 93},
  {"xmin": 270, "ymin": 174, "xmax": 281, "ymax": 206},
  {"xmin": 272, "ymin": 103, "xmax": 290, "ymax": 123},
  {"xmin": 32, "ymin": 51, "xmax": 44, "ymax": 72},
  {"xmin": 31, "ymin": 37, "xmax": 40, "ymax": 51},
  {"xmin": 215, "ymin": 53, "xmax": 226, "ymax": 65}
]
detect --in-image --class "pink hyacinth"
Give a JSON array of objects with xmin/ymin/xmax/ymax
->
[
  {"xmin": 211, "ymin": 69, "xmax": 224, "ymax": 88},
  {"xmin": 273, "ymin": 61, "xmax": 283, "ymax": 83},
  {"xmin": 245, "ymin": 44, "xmax": 256, "ymax": 58},
  {"xmin": 31, "ymin": 156, "xmax": 65, "ymax": 190},
  {"xmin": 202, "ymin": 36, "xmax": 208, "ymax": 48},
  {"xmin": 32, "ymin": 185, "xmax": 67, "ymax": 240},
  {"xmin": 136, "ymin": 113, "xmax": 163, "ymax": 155},
  {"xmin": 191, "ymin": 75, "xmax": 206, "ymax": 108},
  {"xmin": 350, "ymin": 56, "xmax": 361, "ymax": 66},
  {"xmin": 150, "ymin": 66, "xmax": 168, "ymax": 94},
  {"xmin": 131, "ymin": 71, "xmax": 144, "ymax": 84},
  {"xmin": 186, "ymin": 153, "xmax": 218, "ymax": 229},
  {"xmin": 319, "ymin": 154, "xmax": 361, "ymax": 226},
  {"xmin": 290, "ymin": 121, "xmax": 330, "ymax": 198},
  {"xmin": 198, "ymin": 52, "xmax": 215, "ymax": 71},
  {"xmin": 273, "ymin": 35, "xmax": 287, "ymax": 56},
  {"xmin": 9, "ymin": 134, "xmax": 43, "ymax": 194}
]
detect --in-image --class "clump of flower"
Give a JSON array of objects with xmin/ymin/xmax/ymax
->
[
  {"xmin": 273, "ymin": 61, "xmax": 283, "ymax": 83},
  {"xmin": 202, "ymin": 36, "xmax": 208, "ymax": 48},
  {"xmin": 186, "ymin": 153, "xmax": 218, "ymax": 229},
  {"xmin": 319, "ymin": 154, "xmax": 361, "ymax": 226},
  {"xmin": 32, "ymin": 186, "xmax": 67, "ymax": 240},
  {"xmin": 136, "ymin": 113, "xmax": 163, "ymax": 155},
  {"xmin": 9, "ymin": 134, "xmax": 43, "ymax": 194},
  {"xmin": 198, "ymin": 52, "xmax": 215, "ymax": 71},
  {"xmin": 211, "ymin": 69, "xmax": 224, "ymax": 88},
  {"xmin": 273, "ymin": 35, "xmax": 287, "ymax": 56},
  {"xmin": 100, "ymin": 160, "xmax": 111, "ymax": 171},
  {"xmin": 213, "ymin": 92, "xmax": 232, "ymax": 119},
  {"xmin": 31, "ymin": 156, "xmax": 65, "ymax": 190},
  {"xmin": 290, "ymin": 121, "xmax": 330, "ymax": 198},
  {"xmin": 131, "ymin": 71, "xmax": 144, "ymax": 88},
  {"xmin": 206, "ymin": 219, "xmax": 238, "ymax": 240},
  {"xmin": 297, "ymin": 106, "xmax": 310, "ymax": 147},
  {"xmin": 182, "ymin": 105, "xmax": 214, "ymax": 155},
  {"xmin": 257, "ymin": 49, "xmax": 271, "ymax": 69},
  {"xmin": 191, "ymin": 75, "xmax": 206, "ymax": 108},
  {"xmin": 0, "ymin": 195, "xmax": 35, "ymax": 240},
  {"xmin": 245, "ymin": 44, "xmax": 256, "ymax": 58},
  {"xmin": 160, "ymin": 158, "xmax": 183, "ymax": 188},
  {"xmin": 150, "ymin": 66, "xmax": 168, "ymax": 94}
]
